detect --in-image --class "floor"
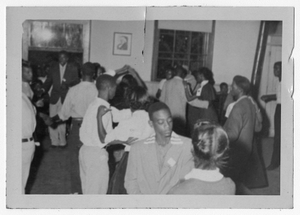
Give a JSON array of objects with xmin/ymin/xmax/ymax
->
[{"xmin": 25, "ymin": 135, "xmax": 280, "ymax": 195}]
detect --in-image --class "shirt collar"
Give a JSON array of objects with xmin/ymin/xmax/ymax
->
[
  {"xmin": 174, "ymin": 76, "xmax": 183, "ymax": 80},
  {"xmin": 144, "ymin": 132, "xmax": 183, "ymax": 145},
  {"xmin": 200, "ymin": 80, "xmax": 209, "ymax": 87},
  {"xmin": 184, "ymin": 168, "xmax": 224, "ymax": 182},
  {"xmin": 95, "ymin": 97, "xmax": 110, "ymax": 107}
]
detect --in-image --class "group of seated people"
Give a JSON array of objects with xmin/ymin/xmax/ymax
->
[{"xmin": 22, "ymin": 52, "xmax": 268, "ymax": 195}]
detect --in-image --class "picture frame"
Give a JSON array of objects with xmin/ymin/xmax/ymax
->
[{"xmin": 113, "ymin": 32, "xmax": 132, "ymax": 56}]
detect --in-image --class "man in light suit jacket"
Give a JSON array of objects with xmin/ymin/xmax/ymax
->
[
  {"xmin": 125, "ymin": 102, "xmax": 194, "ymax": 194},
  {"xmin": 42, "ymin": 51, "xmax": 80, "ymax": 147}
]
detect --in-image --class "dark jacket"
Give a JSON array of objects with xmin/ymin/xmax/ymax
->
[{"xmin": 43, "ymin": 62, "xmax": 80, "ymax": 104}]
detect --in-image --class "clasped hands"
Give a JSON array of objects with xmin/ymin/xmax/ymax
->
[{"xmin": 39, "ymin": 113, "xmax": 57, "ymax": 128}]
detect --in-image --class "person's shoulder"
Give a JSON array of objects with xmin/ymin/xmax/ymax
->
[
  {"xmin": 174, "ymin": 133, "xmax": 192, "ymax": 145},
  {"xmin": 221, "ymin": 177, "xmax": 236, "ymax": 194},
  {"xmin": 130, "ymin": 137, "xmax": 153, "ymax": 152}
]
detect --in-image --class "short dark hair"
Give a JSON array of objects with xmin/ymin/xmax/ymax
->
[
  {"xmin": 233, "ymin": 75, "xmax": 251, "ymax": 95},
  {"xmin": 274, "ymin": 61, "xmax": 282, "ymax": 68},
  {"xmin": 82, "ymin": 62, "xmax": 96, "ymax": 77},
  {"xmin": 220, "ymin": 82, "xmax": 228, "ymax": 88},
  {"xmin": 194, "ymin": 67, "xmax": 215, "ymax": 85},
  {"xmin": 96, "ymin": 74, "xmax": 116, "ymax": 91},
  {"xmin": 148, "ymin": 102, "xmax": 171, "ymax": 120},
  {"xmin": 22, "ymin": 60, "xmax": 31, "ymax": 69},
  {"xmin": 191, "ymin": 120, "xmax": 229, "ymax": 170},
  {"xmin": 58, "ymin": 50, "xmax": 69, "ymax": 57},
  {"xmin": 175, "ymin": 65, "xmax": 187, "ymax": 78}
]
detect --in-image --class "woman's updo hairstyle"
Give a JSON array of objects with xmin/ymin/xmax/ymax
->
[
  {"xmin": 191, "ymin": 120, "xmax": 229, "ymax": 170},
  {"xmin": 128, "ymin": 86, "xmax": 150, "ymax": 112}
]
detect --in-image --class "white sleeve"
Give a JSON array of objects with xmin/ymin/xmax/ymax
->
[
  {"xmin": 105, "ymin": 121, "xmax": 131, "ymax": 143},
  {"xmin": 111, "ymin": 107, "xmax": 131, "ymax": 122},
  {"xmin": 188, "ymin": 99, "xmax": 209, "ymax": 109}
]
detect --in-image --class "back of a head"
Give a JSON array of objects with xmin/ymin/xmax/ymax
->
[
  {"xmin": 191, "ymin": 120, "xmax": 229, "ymax": 170},
  {"xmin": 220, "ymin": 82, "xmax": 228, "ymax": 89},
  {"xmin": 175, "ymin": 65, "xmax": 187, "ymax": 78},
  {"xmin": 129, "ymin": 86, "xmax": 150, "ymax": 111},
  {"xmin": 148, "ymin": 102, "xmax": 170, "ymax": 120},
  {"xmin": 82, "ymin": 62, "xmax": 96, "ymax": 77},
  {"xmin": 233, "ymin": 75, "xmax": 251, "ymax": 95},
  {"xmin": 122, "ymin": 74, "xmax": 138, "ymax": 87},
  {"xmin": 96, "ymin": 74, "xmax": 116, "ymax": 91}
]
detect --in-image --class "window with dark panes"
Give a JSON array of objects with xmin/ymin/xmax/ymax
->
[{"xmin": 154, "ymin": 29, "xmax": 212, "ymax": 80}]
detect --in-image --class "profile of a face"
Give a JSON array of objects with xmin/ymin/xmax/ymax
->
[
  {"xmin": 165, "ymin": 70, "xmax": 173, "ymax": 80},
  {"xmin": 22, "ymin": 67, "xmax": 33, "ymax": 82},
  {"xmin": 230, "ymin": 81, "xmax": 240, "ymax": 100},
  {"xmin": 273, "ymin": 64, "xmax": 281, "ymax": 78}
]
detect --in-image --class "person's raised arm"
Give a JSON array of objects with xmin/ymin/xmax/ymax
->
[
  {"xmin": 114, "ymin": 65, "xmax": 130, "ymax": 80},
  {"xmin": 128, "ymin": 67, "xmax": 148, "ymax": 90}
]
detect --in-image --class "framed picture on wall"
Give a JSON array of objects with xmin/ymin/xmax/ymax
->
[{"xmin": 113, "ymin": 32, "xmax": 132, "ymax": 56}]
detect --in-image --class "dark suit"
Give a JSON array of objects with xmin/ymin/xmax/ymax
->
[
  {"xmin": 43, "ymin": 62, "xmax": 80, "ymax": 104},
  {"xmin": 224, "ymin": 97, "xmax": 267, "ymax": 191},
  {"xmin": 43, "ymin": 62, "xmax": 80, "ymax": 146}
]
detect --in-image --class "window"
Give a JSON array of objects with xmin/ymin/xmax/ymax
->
[{"xmin": 152, "ymin": 26, "xmax": 214, "ymax": 80}]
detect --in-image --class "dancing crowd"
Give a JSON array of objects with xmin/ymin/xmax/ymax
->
[{"xmin": 22, "ymin": 51, "xmax": 281, "ymax": 195}]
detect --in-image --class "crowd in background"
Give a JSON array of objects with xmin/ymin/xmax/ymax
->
[{"xmin": 22, "ymin": 50, "xmax": 281, "ymax": 195}]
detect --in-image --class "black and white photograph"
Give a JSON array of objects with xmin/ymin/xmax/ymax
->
[{"xmin": 4, "ymin": 5, "xmax": 295, "ymax": 211}]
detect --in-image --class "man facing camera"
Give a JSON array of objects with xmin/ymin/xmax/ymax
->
[
  {"xmin": 42, "ymin": 51, "xmax": 80, "ymax": 148},
  {"xmin": 125, "ymin": 102, "xmax": 194, "ymax": 194}
]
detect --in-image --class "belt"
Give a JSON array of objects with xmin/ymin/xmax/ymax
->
[
  {"xmin": 72, "ymin": 117, "xmax": 83, "ymax": 121},
  {"xmin": 22, "ymin": 137, "xmax": 33, "ymax": 143}
]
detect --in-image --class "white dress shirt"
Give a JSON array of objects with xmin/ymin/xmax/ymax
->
[
  {"xmin": 58, "ymin": 81, "xmax": 98, "ymax": 120},
  {"xmin": 22, "ymin": 92, "xmax": 36, "ymax": 139},
  {"xmin": 22, "ymin": 82, "xmax": 34, "ymax": 100},
  {"xmin": 59, "ymin": 64, "xmax": 67, "ymax": 83},
  {"xmin": 80, "ymin": 97, "xmax": 113, "ymax": 148}
]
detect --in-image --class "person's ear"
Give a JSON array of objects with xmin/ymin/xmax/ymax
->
[{"xmin": 148, "ymin": 120, "xmax": 153, "ymax": 128}]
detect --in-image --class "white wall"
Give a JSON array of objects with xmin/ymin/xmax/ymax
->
[
  {"xmin": 212, "ymin": 21, "xmax": 261, "ymax": 85},
  {"xmin": 90, "ymin": 20, "xmax": 154, "ymax": 81},
  {"xmin": 89, "ymin": 20, "xmax": 261, "ymax": 84}
]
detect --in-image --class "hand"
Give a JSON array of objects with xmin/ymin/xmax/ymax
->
[
  {"xmin": 35, "ymin": 89, "xmax": 44, "ymax": 97},
  {"xmin": 260, "ymin": 95, "xmax": 270, "ymax": 103},
  {"xmin": 39, "ymin": 113, "xmax": 53, "ymax": 126},
  {"xmin": 61, "ymin": 81, "xmax": 68, "ymax": 90},
  {"xmin": 35, "ymin": 99, "xmax": 44, "ymax": 107},
  {"xmin": 97, "ymin": 105, "xmax": 111, "ymax": 117}
]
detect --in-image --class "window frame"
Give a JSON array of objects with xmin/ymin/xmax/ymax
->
[{"xmin": 151, "ymin": 20, "xmax": 215, "ymax": 81}]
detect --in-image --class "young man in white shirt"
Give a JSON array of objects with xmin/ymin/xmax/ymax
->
[
  {"xmin": 22, "ymin": 61, "xmax": 36, "ymax": 194},
  {"xmin": 79, "ymin": 74, "xmax": 116, "ymax": 194}
]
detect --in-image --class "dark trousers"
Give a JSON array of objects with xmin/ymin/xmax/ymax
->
[
  {"xmin": 269, "ymin": 104, "xmax": 281, "ymax": 167},
  {"xmin": 67, "ymin": 119, "xmax": 83, "ymax": 194},
  {"xmin": 107, "ymin": 152, "xmax": 129, "ymax": 194}
]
